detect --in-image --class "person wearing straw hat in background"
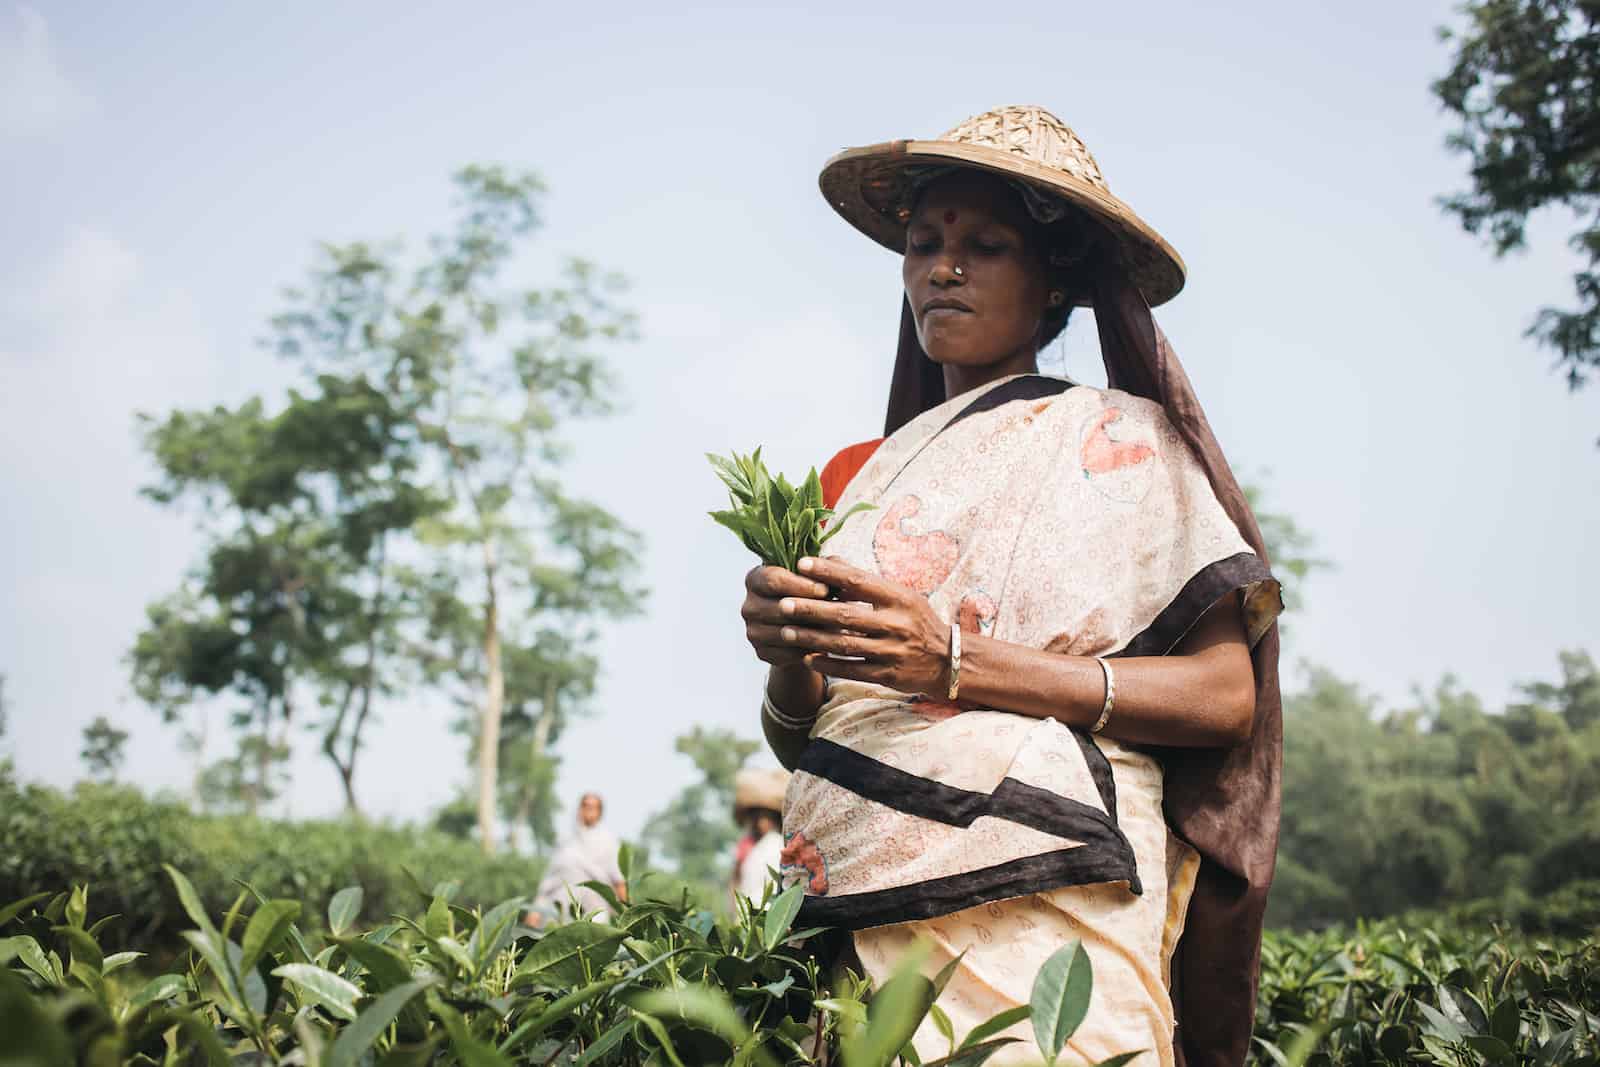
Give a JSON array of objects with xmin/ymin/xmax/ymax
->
[
  {"xmin": 731, "ymin": 767, "xmax": 791, "ymax": 905},
  {"xmin": 740, "ymin": 106, "xmax": 1283, "ymax": 1067}
]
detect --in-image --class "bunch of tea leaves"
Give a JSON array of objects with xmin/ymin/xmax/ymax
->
[{"xmin": 708, "ymin": 448, "xmax": 874, "ymax": 571}]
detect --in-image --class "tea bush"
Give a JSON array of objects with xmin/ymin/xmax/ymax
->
[
  {"xmin": 0, "ymin": 780, "xmax": 536, "ymax": 951},
  {"xmin": 1, "ymin": 862, "xmax": 1115, "ymax": 1067},
  {"xmin": 1254, "ymin": 919, "xmax": 1599, "ymax": 1066}
]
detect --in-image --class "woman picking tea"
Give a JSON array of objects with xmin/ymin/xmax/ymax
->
[{"xmin": 738, "ymin": 107, "xmax": 1284, "ymax": 1067}]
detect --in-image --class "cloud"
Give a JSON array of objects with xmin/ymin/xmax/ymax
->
[
  {"xmin": 0, "ymin": 224, "xmax": 220, "ymax": 805},
  {"xmin": 0, "ymin": 5, "xmax": 91, "ymax": 137}
]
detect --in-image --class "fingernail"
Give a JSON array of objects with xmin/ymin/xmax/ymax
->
[
  {"xmin": 780, "ymin": 599, "xmax": 795, "ymax": 615},
  {"xmin": 798, "ymin": 558, "xmax": 814, "ymax": 572},
  {"xmin": 782, "ymin": 627, "xmax": 797, "ymax": 643}
]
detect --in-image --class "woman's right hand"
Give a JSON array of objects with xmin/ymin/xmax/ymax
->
[{"xmin": 742, "ymin": 565, "xmax": 832, "ymax": 666}]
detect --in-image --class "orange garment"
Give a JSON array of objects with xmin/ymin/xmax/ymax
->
[{"xmin": 820, "ymin": 439, "xmax": 883, "ymax": 510}]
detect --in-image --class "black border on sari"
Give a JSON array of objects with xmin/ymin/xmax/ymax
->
[
  {"xmin": 1111, "ymin": 551, "xmax": 1273, "ymax": 659},
  {"xmin": 793, "ymin": 739, "xmax": 1141, "ymax": 930}
]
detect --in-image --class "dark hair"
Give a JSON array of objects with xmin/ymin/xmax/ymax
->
[
  {"xmin": 579, "ymin": 792, "xmax": 603, "ymax": 813},
  {"xmin": 1032, "ymin": 216, "xmax": 1101, "ymax": 348}
]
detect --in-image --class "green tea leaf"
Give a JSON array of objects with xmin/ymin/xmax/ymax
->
[
  {"xmin": 762, "ymin": 883, "xmax": 805, "ymax": 951},
  {"xmin": 2, "ymin": 935, "xmax": 59, "ymax": 987},
  {"xmin": 127, "ymin": 973, "xmax": 189, "ymax": 1013},
  {"xmin": 1031, "ymin": 939, "xmax": 1093, "ymax": 1065},
  {"xmin": 845, "ymin": 940, "xmax": 935, "ymax": 1067},
  {"xmin": 326, "ymin": 977, "xmax": 437, "ymax": 1067},
  {"xmin": 272, "ymin": 962, "xmax": 361, "ymax": 1021},
  {"xmin": 239, "ymin": 899, "xmax": 301, "ymax": 973},
  {"xmin": 328, "ymin": 886, "xmax": 363, "ymax": 937},
  {"xmin": 163, "ymin": 865, "xmax": 219, "ymax": 941},
  {"xmin": 513, "ymin": 921, "xmax": 625, "ymax": 988},
  {"xmin": 51, "ymin": 923, "xmax": 102, "ymax": 972},
  {"xmin": 0, "ymin": 892, "xmax": 51, "ymax": 930},
  {"xmin": 424, "ymin": 893, "xmax": 451, "ymax": 940},
  {"xmin": 922, "ymin": 1037, "xmax": 1022, "ymax": 1067},
  {"xmin": 958, "ymin": 1005, "xmax": 1032, "ymax": 1050},
  {"xmin": 500, "ymin": 974, "xmax": 625, "ymax": 1053},
  {"xmin": 573, "ymin": 1018, "xmax": 633, "ymax": 1067}
]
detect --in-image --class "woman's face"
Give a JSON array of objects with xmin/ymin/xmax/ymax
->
[{"xmin": 902, "ymin": 171, "xmax": 1053, "ymax": 369}]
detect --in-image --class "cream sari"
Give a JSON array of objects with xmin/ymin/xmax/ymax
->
[{"xmin": 777, "ymin": 375, "xmax": 1279, "ymax": 1066}]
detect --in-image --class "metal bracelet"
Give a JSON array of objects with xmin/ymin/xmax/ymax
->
[
  {"xmin": 762, "ymin": 677, "xmax": 824, "ymax": 732},
  {"xmin": 946, "ymin": 622, "xmax": 962, "ymax": 702},
  {"xmin": 1091, "ymin": 656, "xmax": 1115, "ymax": 733}
]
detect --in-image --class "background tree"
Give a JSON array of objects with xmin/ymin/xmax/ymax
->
[
  {"xmin": 1435, "ymin": 0, "xmax": 1600, "ymax": 417},
  {"xmin": 269, "ymin": 168, "xmax": 645, "ymax": 852},
  {"xmin": 1269, "ymin": 648, "xmax": 1600, "ymax": 926},
  {"xmin": 80, "ymin": 716, "xmax": 129, "ymax": 781},
  {"xmin": 1244, "ymin": 480, "xmax": 1330, "ymax": 617},
  {"xmin": 640, "ymin": 727, "xmax": 761, "ymax": 886}
]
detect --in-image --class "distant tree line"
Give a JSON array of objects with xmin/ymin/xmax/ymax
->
[{"xmin": 1272, "ymin": 649, "xmax": 1600, "ymax": 925}]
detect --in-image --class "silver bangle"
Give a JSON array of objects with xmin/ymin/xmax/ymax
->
[
  {"xmin": 1091, "ymin": 657, "xmax": 1115, "ymax": 733},
  {"xmin": 762, "ymin": 676, "xmax": 824, "ymax": 732},
  {"xmin": 946, "ymin": 623, "xmax": 962, "ymax": 702}
]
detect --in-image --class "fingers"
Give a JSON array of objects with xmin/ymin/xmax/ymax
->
[
  {"xmin": 777, "ymin": 595, "xmax": 893, "ymax": 635},
  {"xmin": 747, "ymin": 564, "xmax": 830, "ymax": 601},
  {"xmin": 798, "ymin": 556, "xmax": 900, "ymax": 606},
  {"xmin": 744, "ymin": 623, "xmax": 810, "ymax": 666},
  {"xmin": 805, "ymin": 653, "xmax": 894, "ymax": 686},
  {"xmin": 775, "ymin": 624, "xmax": 895, "ymax": 661}
]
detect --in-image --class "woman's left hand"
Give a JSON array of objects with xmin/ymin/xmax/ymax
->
[{"xmin": 775, "ymin": 556, "xmax": 952, "ymax": 697}]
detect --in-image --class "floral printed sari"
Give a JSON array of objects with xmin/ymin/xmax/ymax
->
[{"xmin": 778, "ymin": 374, "xmax": 1280, "ymax": 1066}]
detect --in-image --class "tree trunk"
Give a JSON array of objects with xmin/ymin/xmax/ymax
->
[
  {"xmin": 512, "ymin": 676, "xmax": 559, "ymax": 853},
  {"xmin": 476, "ymin": 537, "xmax": 504, "ymax": 855},
  {"xmin": 336, "ymin": 536, "xmax": 387, "ymax": 818},
  {"xmin": 323, "ymin": 680, "xmax": 358, "ymax": 813}
]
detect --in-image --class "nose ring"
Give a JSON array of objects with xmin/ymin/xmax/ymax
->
[{"xmin": 953, "ymin": 266, "xmax": 965, "ymax": 277}]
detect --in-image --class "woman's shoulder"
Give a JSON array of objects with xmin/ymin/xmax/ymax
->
[{"xmin": 820, "ymin": 438, "xmax": 884, "ymax": 509}]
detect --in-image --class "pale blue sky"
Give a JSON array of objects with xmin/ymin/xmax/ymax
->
[{"xmin": 2, "ymin": 1, "xmax": 1595, "ymax": 841}]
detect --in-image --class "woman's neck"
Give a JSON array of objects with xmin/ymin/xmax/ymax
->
[{"xmin": 942, "ymin": 347, "xmax": 1040, "ymax": 402}]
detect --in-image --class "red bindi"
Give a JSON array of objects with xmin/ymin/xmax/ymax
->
[{"xmin": 943, "ymin": 210, "xmax": 958, "ymax": 224}]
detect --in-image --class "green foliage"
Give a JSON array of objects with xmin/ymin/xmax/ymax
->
[
  {"xmin": 640, "ymin": 728, "xmax": 761, "ymax": 886},
  {"xmin": 1252, "ymin": 918, "xmax": 1599, "ymax": 1066},
  {"xmin": 708, "ymin": 449, "xmax": 874, "ymax": 571},
  {"xmin": 0, "ymin": 867, "xmax": 1118, "ymax": 1067},
  {"xmin": 80, "ymin": 715, "xmax": 130, "ymax": 781},
  {"xmin": 132, "ymin": 166, "xmax": 647, "ymax": 837},
  {"xmin": 0, "ymin": 779, "xmax": 534, "ymax": 955},
  {"xmin": 1435, "ymin": 0, "xmax": 1600, "ymax": 413},
  {"xmin": 1242, "ymin": 481, "xmax": 1330, "ymax": 618},
  {"xmin": 1271, "ymin": 650, "xmax": 1600, "ymax": 927}
]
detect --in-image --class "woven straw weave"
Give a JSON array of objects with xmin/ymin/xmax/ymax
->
[
  {"xmin": 817, "ymin": 104, "xmax": 1186, "ymax": 306},
  {"xmin": 940, "ymin": 106, "xmax": 1109, "ymax": 192}
]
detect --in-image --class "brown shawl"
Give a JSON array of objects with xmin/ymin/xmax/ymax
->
[{"xmin": 882, "ymin": 274, "xmax": 1282, "ymax": 1067}]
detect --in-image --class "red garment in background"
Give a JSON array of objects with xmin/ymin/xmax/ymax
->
[{"xmin": 820, "ymin": 439, "xmax": 884, "ymax": 510}]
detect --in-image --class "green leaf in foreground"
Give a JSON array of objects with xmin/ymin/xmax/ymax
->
[
  {"xmin": 959, "ymin": 1004, "xmax": 1032, "ymax": 1051},
  {"xmin": 326, "ymin": 976, "xmax": 437, "ymax": 1067},
  {"xmin": 328, "ymin": 886, "xmax": 363, "ymax": 937},
  {"xmin": 239, "ymin": 899, "xmax": 300, "ymax": 973},
  {"xmin": 1031, "ymin": 939, "xmax": 1093, "ymax": 1065},
  {"xmin": 272, "ymin": 962, "xmax": 361, "ymax": 1021},
  {"xmin": 762, "ymin": 883, "xmax": 804, "ymax": 951},
  {"xmin": 845, "ymin": 939, "xmax": 935, "ymax": 1067},
  {"xmin": 513, "ymin": 921, "xmax": 625, "ymax": 988}
]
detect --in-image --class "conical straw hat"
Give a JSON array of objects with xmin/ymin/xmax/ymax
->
[
  {"xmin": 733, "ymin": 767, "xmax": 790, "ymax": 817},
  {"xmin": 819, "ymin": 104, "xmax": 1185, "ymax": 307}
]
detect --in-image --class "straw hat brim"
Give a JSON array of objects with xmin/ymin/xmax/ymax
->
[{"xmin": 819, "ymin": 139, "xmax": 1186, "ymax": 308}]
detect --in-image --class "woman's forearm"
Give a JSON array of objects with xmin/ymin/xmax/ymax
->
[
  {"xmin": 762, "ymin": 663, "xmax": 827, "ymax": 769},
  {"xmin": 957, "ymin": 597, "xmax": 1257, "ymax": 748}
]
